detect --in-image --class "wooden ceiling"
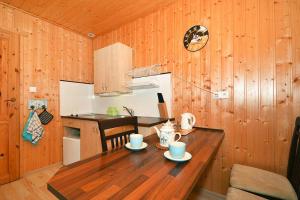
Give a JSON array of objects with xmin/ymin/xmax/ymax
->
[{"xmin": 1, "ymin": 0, "xmax": 175, "ymax": 36}]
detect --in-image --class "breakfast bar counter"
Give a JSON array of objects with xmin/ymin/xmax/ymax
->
[
  {"xmin": 61, "ymin": 114, "xmax": 174, "ymax": 127},
  {"xmin": 48, "ymin": 127, "xmax": 224, "ymax": 200}
]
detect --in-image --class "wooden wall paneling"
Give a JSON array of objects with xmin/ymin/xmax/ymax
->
[
  {"xmin": 245, "ymin": 0, "xmax": 259, "ymax": 168},
  {"xmin": 182, "ymin": 0, "xmax": 192, "ymax": 113},
  {"xmin": 163, "ymin": 2, "xmax": 171, "ymax": 110},
  {"xmin": 21, "ymin": 18, "xmax": 35, "ymax": 173},
  {"xmin": 199, "ymin": 0, "xmax": 211, "ymax": 127},
  {"xmin": 205, "ymin": 0, "xmax": 223, "ymax": 193},
  {"xmin": 274, "ymin": 0, "xmax": 293, "ymax": 175},
  {"xmin": 258, "ymin": 0, "xmax": 275, "ymax": 171},
  {"xmin": 49, "ymin": 25, "xmax": 62, "ymax": 167},
  {"xmin": 9, "ymin": 31, "xmax": 20, "ymax": 182},
  {"xmin": 0, "ymin": 5, "xmax": 13, "ymax": 31},
  {"xmin": 219, "ymin": 0, "xmax": 234, "ymax": 192},
  {"xmin": 60, "ymin": 31, "xmax": 93, "ymax": 83},
  {"xmin": 154, "ymin": 11, "xmax": 160, "ymax": 65},
  {"xmin": 129, "ymin": 21, "xmax": 136, "ymax": 66},
  {"xmin": 165, "ymin": 4, "xmax": 175, "ymax": 85},
  {"xmin": 160, "ymin": 9, "xmax": 167, "ymax": 75},
  {"xmin": 0, "ymin": 33, "xmax": 10, "ymax": 183},
  {"xmin": 19, "ymin": 35, "xmax": 28, "ymax": 176},
  {"xmin": 93, "ymin": 0, "xmax": 300, "ymax": 194},
  {"xmin": 190, "ymin": 0, "xmax": 200, "ymax": 124},
  {"xmin": 146, "ymin": 13, "xmax": 151, "ymax": 66},
  {"xmin": 196, "ymin": 0, "xmax": 214, "ymax": 189},
  {"xmin": 0, "ymin": 4, "xmax": 93, "ymax": 175},
  {"xmin": 147, "ymin": 13, "xmax": 153, "ymax": 66},
  {"xmin": 233, "ymin": 0, "xmax": 247, "ymax": 165},
  {"xmin": 173, "ymin": 0, "xmax": 183, "ymax": 120},
  {"xmin": 77, "ymin": 36, "xmax": 84, "ymax": 82},
  {"xmin": 87, "ymin": 38, "xmax": 93, "ymax": 83},
  {"xmin": 291, "ymin": 0, "xmax": 300, "ymax": 125}
]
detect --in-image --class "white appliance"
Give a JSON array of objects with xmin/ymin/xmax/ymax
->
[
  {"xmin": 181, "ymin": 113, "xmax": 196, "ymax": 130},
  {"xmin": 63, "ymin": 136, "xmax": 80, "ymax": 165}
]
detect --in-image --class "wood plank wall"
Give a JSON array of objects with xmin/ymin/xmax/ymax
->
[
  {"xmin": 93, "ymin": 0, "xmax": 300, "ymax": 194},
  {"xmin": 0, "ymin": 3, "xmax": 93, "ymax": 175}
]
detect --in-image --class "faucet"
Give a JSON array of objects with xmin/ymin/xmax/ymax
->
[{"xmin": 123, "ymin": 106, "xmax": 134, "ymax": 117}]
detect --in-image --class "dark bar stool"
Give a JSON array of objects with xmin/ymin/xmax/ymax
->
[
  {"xmin": 99, "ymin": 116, "xmax": 138, "ymax": 152},
  {"xmin": 228, "ymin": 117, "xmax": 300, "ymax": 200}
]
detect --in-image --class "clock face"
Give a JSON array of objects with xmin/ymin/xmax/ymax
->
[{"xmin": 183, "ymin": 25, "xmax": 209, "ymax": 52}]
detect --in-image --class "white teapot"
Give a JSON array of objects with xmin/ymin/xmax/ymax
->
[
  {"xmin": 154, "ymin": 120, "xmax": 181, "ymax": 147},
  {"xmin": 181, "ymin": 113, "xmax": 196, "ymax": 130}
]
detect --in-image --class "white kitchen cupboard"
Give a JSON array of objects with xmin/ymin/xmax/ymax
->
[{"xmin": 94, "ymin": 42, "xmax": 132, "ymax": 94}]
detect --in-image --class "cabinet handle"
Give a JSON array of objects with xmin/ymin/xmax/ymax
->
[{"xmin": 0, "ymin": 153, "xmax": 4, "ymax": 159}]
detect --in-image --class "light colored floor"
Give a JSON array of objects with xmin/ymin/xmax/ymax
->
[
  {"xmin": 0, "ymin": 164, "xmax": 225, "ymax": 200},
  {"xmin": 0, "ymin": 164, "xmax": 61, "ymax": 200}
]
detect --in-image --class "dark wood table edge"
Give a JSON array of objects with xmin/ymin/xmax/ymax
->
[
  {"xmin": 137, "ymin": 117, "xmax": 175, "ymax": 127},
  {"xmin": 61, "ymin": 115, "xmax": 175, "ymax": 127},
  {"xmin": 193, "ymin": 126, "xmax": 224, "ymax": 132},
  {"xmin": 183, "ymin": 130, "xmax": 225, "ymax": 199},
  {"xmin": 47, "ymin": 182, "xmax": 67, "ymax": 200}
]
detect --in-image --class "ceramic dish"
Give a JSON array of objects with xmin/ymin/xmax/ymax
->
[
  {"xmin": 163, "ymin": 151, "xmax": 192, "ymax": 162},
  {"xmin": 125, "ymin": 142, "xmax": 148, "ymax": 151}
]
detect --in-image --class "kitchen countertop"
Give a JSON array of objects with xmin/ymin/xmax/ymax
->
[{"xmin": 61, "ymin": 114, "xmax": 174, "ymax": 127}]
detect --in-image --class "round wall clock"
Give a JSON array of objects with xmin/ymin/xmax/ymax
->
[{"xmin": 183, "ymin": 25, "xmax": 209, "ymax": 52}]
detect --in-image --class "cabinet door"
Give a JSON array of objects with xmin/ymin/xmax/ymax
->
[
  {"xmin": 94, "ymin": 47, "xmax": 111, "ymax": 93},
  {"xmin": 94, "ymin": 43, "xmax": 132, "ymax": 94},
  {"xmin": 110, "ymin": 43, "xmax": 132, "ymax": 92}
]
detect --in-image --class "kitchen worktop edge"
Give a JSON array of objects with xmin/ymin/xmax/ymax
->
[{"xmin": 61, "ymin": 114, "xmax": 175, "ymax": 127}]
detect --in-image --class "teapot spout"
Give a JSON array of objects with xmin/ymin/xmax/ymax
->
[{"xmin": 153, "ymin": 126, "xmax": 160, "ymax": 138}]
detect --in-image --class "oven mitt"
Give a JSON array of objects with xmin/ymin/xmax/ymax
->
[{"xmin": 38, "ymin": 107, "xmax": 53, "ymax": 125}]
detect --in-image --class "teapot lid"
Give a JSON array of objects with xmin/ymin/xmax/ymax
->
[{"xmin": 161, "ymin": 120, "xmax": 174, "ymax": 130}]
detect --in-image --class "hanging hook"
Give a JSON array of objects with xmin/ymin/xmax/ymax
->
[{"xmin": 30, "ymin": 105, "xmax": 35, "ymax": 111}]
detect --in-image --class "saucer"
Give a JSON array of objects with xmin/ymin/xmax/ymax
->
[
  {"xmin": 125, "ymin": 142, "xmax": 148, "ymax": 151},
  {"xmin": 163, "ymin": 151, "xmax": 192, "ymax": 162}
]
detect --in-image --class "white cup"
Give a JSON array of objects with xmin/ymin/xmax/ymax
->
[
  {"xmin": 130, "ymin": 134, "xmax": 143, "ymax": 148},
  {"xmin": 169, "ymin": 141, "xmax": 186, "ymax": 159}
]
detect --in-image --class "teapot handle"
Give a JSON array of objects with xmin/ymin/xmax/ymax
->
[
  {"xmin": 174, "ymin": 132, "xmax": 181, "ymax": 142},
  {"xmin": 190, "ymin": 114, "xmax": 196, "ymax": 127}
]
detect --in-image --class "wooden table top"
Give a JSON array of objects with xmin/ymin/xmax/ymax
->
[{"xmin": 47, "ymin": 127, "xmax": 224, "ymax": 200}]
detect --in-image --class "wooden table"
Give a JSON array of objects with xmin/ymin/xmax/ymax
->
[{"xmin": 48, "ymin": 127, "xmax": 224, "ymax": 200}]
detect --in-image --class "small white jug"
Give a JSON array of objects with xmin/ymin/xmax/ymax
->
[{"xmin": 181, "ymin": 113, "xmax": 196, "ymax": 130}]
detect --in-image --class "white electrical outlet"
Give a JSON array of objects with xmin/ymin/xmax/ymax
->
[
  {"xmin": 212, "ymin": 91, "xmax": 229, "ymax": 99},
  {"xmin": 29, "ymin": 86, "xmax": 37, "ymax": 93},
  {"xmin": 28, "ymin": 99, "xmax": 48, "ymax": 109}
]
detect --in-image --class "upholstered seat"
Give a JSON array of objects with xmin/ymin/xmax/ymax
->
[
  {"xmin": 226, "ymin": 187, "xmax": 267, "ymax": 200},
  {"xmin": 230, "ymin": 164, "xmax": 298, "ymax": 200}
]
